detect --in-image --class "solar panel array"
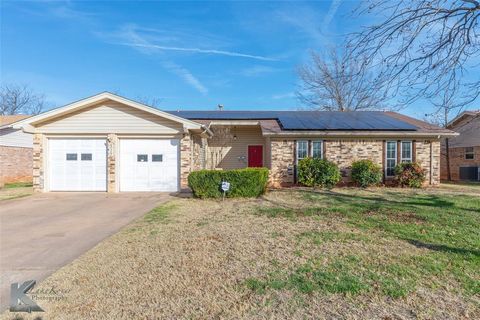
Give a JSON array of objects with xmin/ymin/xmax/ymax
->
[{"xmin": 167, "ymin": 111, "xmax": 418, "ymax": 131}]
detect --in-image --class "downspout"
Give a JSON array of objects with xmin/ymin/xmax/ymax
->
[
  {"xmin": 430, "ymin": 141, "xmax": 433, "ymax": 185},
  {"xmin": 445, "ymin": 138, "xmax": 451, "ymax": 181}
]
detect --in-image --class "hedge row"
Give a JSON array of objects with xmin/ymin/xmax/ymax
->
[
  {"xmin": 188, "ymin": 160, "xmax": 426, "ymax": 199},
  {"xmin": 188, "ymin": 167, "xmax": 269, "ymax": 198},
  {"xmin": 298, "ymin": 158, "xmax": 426, "ymax": 188}
]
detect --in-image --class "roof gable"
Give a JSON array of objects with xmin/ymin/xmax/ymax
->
[
  {"xmin": 12, "ymin": 92, "xmax": 203, "ymax": 131},
  {"xmin": 447, "ymin": 110, "xmax": 480, "ymax": 128}
]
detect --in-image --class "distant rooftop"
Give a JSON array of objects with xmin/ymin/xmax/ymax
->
[{"xmin": 0, "ymin": 115, "xmax": 31, "ymax": 127}]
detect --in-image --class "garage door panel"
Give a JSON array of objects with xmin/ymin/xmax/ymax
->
[
  {"xmin": 48, "ymin": 138, "xmax": 107, "ymax": 191},
  {"xmin": 120, "ymin": 139, "xmax": 179, "ymax": 192}
]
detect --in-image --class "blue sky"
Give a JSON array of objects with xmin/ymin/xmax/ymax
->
[{"xmin": 0, "ymin": 0, "xmax": 477, "ymax": 118}]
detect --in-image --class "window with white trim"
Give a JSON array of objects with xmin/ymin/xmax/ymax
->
[
  {"xmin": 400, "ymin": 141, "xmax": 412, "ymax": 163},
  {"xmin": 296, "ymin": 140, "xmax": 308, "ymax": 163},
  {"xmin": 311, "ymin": 141, "xmax": 323, "ymax": 158},
  {"xmin": 386, "ymin": 141, "xmax": 397, "ymax": 177},
  {"xmin": 465, "ymin": 147, "xmax": 474, "ymax": 160}
]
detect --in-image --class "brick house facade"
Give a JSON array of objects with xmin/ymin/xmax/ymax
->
[
  {"xmin": 1, "ymin": 115, "xmax": 33, "ymax": 187},
  {"xmin": 0, "ymin": 146, "xmax": 33, "ymax": 185},
  {"xmin": 269, "ymin": 138, "xmax": 440, "ymax": 187},
  {"xmin": 441, "ymin": 111, "xmax": 480, "ymax": 181},
  {"xmin": 13, "ymin": 93, "xmax": 455, "ymax": 193}
]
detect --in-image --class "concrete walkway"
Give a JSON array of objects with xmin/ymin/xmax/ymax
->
[{"xmin": 0, "ymin": 192, "xmax": 171, "ymax": 311}]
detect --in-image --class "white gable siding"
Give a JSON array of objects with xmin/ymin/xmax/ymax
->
[
  {"xmin": 35, "ymin": 103, "xmax": 184, "ymax": 134},
  {"xmin": 0, "ymin": 127, "xmax": 33, "ymax": 148}
]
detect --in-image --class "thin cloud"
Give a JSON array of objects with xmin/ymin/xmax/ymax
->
[
  {"xmin": 162, "ymin": 61, "xmax": 208, "ymax": 95},
  {"xmin": 240, "ymin": 65, "xmax": 281, "ymax": 77},
  {"xmin": 109, "ymin": 24, "xmax": 209, "ymax": 95},
  {"xmin": 118, "ymin": 42, "xmax": 278, "ymax": 61},
  {"xmin": 275, "ymin": 5, "xmax": 325, "ymax": 43},
  {"xmin": 323, "ymin": 0, "xmax": 343, "ymax": 30},
  {"xmin": 272, "ymin": 92, "xmax": 296, "ymax": 100}
]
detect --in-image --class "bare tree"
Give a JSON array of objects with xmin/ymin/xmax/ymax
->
[
  {"xmin": 424, "ymin": 78, "xmax": 473, "ymax": 180},
  {"xmin": 297, "ymin": 47, "xmax": 391, "ymax": 111},
  {"xmin": 0, "ymin": 84, "xmax": 45, "ymax": 115},
  {"xmin": 349, "ymin": 0, "xmax": 480, "ymax": 104},
  {"xmin": 425, "ymin": 79, "xmax": 470, "ymax": 127},
  {"xmin": 135, "ymin": 96, "xmax": 163, "ymax": 108}
]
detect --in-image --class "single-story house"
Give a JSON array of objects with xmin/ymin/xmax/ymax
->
[
  {"xmin": 11, "ymin": 92, "xmax": 456, "ymax": 192},
  {"xmin": 441, "ymin": 110, "xmax": 480, "ymax": 181},
  {"xmin": 0, "ymin": 115, "xmax": 33, "ymax": 187}
]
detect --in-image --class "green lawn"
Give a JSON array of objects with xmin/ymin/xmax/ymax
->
[
  {"xmin": 3, "ymin": 181, "xmax": 33, "ymax": 189},
  {"xmin": 0, "ymin": 182, "xmax": 33, "ymax": 200},
  {"xmin": 248, "ymin": 188, "xmax": 480, "ymax": 299}
]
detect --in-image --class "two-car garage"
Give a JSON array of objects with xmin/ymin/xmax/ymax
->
[
  {"xmin": 47, "ymin": 138, "xmax": 179, "ymax": 192},
  {"xmin": 12, "ymin": 92, "xmax": 206, "ymax": 193}
]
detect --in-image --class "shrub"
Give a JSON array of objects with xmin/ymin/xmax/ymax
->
[
  {"xmin": 297, "ymin": 158, "xmax": 341, "ymax": 189},
  {"xmin": 351, "ymin": 160, "xmax": 383, "ymax": 188},
  {"xmin": 394, "ymin": 162, "xmax": 426, "ymax": 188},
  {"xmin": 188, "ymin": 167, "xmax": 269, "ymax": 198}
]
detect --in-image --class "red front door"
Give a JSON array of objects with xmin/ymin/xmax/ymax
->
[{"xmin": 248, "ymin": 145, "xmax": 263, "ymax": 167}]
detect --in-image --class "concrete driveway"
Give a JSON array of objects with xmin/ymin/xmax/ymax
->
[{"xmin": 0, "ymin": 192, "xmax": 171, "ymax": 310}]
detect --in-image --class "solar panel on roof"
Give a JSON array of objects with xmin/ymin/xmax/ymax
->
[{"xmin": 166, "ymin": 111, "xmax": 418, "ymax": 131}]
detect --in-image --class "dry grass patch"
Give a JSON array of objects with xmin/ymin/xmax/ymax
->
[
  {"xmin": 0, "ymin": 182, "xmax": 33, "ymax": 200},
  {"xmin": 2, "ymin": 186, "xmax": 479, "ymax": 319}
]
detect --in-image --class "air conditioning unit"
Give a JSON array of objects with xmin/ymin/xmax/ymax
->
[{"xmin": 459, "ymin": 166, "xmax": 480, "ymax": 181}]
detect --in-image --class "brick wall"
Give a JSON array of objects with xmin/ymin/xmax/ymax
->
[
  {"xmin": 324, "ymin": 140, "xmax": 383, "ymax": 181},
  {"xmin": 440, "ymin": 145, "xmax": 480, "ymax": 181},
  {"xmin": 32, "ymin": 133, "xmax": 44, "ymax": 192},
  {"xmin": 191, "ymin": 134, "xmax": 203, "ymax": 171},
  {"xmin": 180, "ymin": 134, "xmax": 192, "ymax": 189},
  {"xmin": 269, "ymin": 139, "xmax": 295, "ymax": 187},
  {"xmin": 107, "ymin": 134, "xmax": 117, "ymax": 192},
  {"xmin": 0, "ymin": 145, "xmax": 33, "ymax": 185},
  {"xmin": 416, "ymin": 140, "xmax": 440, "ymax": 185},
  {"xmin": 268, "ymin": 138, "xmax": 441, "ymax": 187}
]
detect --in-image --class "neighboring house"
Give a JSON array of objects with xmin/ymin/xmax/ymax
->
[
  {"xmin": 441, "ymin": 110, "xmax": 480, "ymax": 181},
  {"xmin": 0, "ymin": 115, "xmax": 33, "ymax": 186},
  {"xmin": 12, "ymin": 92, "xmax": 456, "ymax": 193}
]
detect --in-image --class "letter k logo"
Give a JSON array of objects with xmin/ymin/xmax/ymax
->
[{"xmin": 10, "ymin": 280, "xmax": 44, "ymax": 312}]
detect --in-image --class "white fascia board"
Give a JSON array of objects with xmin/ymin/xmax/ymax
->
[
  {"xmin": 208, "ymin": 120, "xmax": 260, "ymax": 126},
  {"xmin": 263, "ymin": 131, "xmax": 459, "ymax": 138}
]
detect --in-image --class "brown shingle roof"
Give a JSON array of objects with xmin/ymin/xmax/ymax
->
[
  {"xmin": 0, "ymin": 115, "xmax": 31, "ymax": 126},
  {"xmin": 385, "ymin": 112, "xmax": 454, "ymax": 134}
]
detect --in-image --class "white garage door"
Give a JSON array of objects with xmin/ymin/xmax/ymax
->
[
  {"xmin": 49, "ymin": 138, "xmax": 107, "ymax": 191},
  {"xmin": 119, "ymin": 139, "xmax": 179, "ymax": 192}
]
